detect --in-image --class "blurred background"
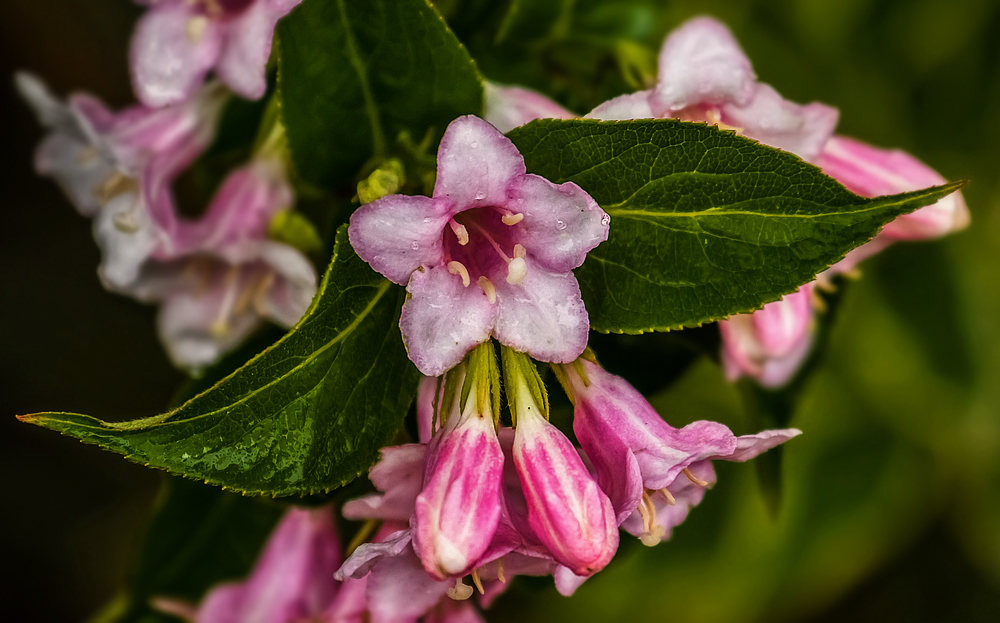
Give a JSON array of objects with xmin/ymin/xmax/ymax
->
[{"xmin": 2, "ymin": 0, "xmax": 999, "ymax": 621}]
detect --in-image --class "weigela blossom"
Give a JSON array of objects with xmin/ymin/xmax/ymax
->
[
  {"xmin": 16, "ymin": 74, "xmax": 226, "ymax": 289},
  {"xmin": 560, "ymin": 358, "xmax": 800, "ymax": 546},
  {"xmin": 482, "ymin": 81, "xmax": 575, "ymax": 134},
  {"xmin": 155, "ymin": 506, "xmax": 342, "ymax": 623},
  {"xmin": 130, "ymin": 0, "xmax": 303, "ymax": 106},
  {"xmin": 349, "ymin": 115, "xmax": 609, "ymax": 376}
]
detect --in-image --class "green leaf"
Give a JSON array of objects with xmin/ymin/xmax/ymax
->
[
  {"xmin": 276, "ymin": 0, "xmax": 483, "ymax": 187},
  {"xmin": 89, "ymin": 477, "xmax": 283, "ymax": 623},
  {"xmin": 20, "ymin": 226, "xmax": 421, "ymax": 496},
  {"xmin": 506, "ymin": 118, "xmax": 965, "ymax": 334}
]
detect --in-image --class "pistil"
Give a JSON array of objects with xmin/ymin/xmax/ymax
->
[{"xmin": 446, "ymin": 578, "xmax": 473, "ymax": 601}]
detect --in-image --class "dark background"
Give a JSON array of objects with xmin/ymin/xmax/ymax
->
[{"xmin": 3, "ymin": 1, "xmax": 1000, "ymax": 621}]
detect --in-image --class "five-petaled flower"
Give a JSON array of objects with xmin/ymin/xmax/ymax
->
[
  {"xmin": 130, "ymin": 0, "xmax": 303, "ymax": 107},
  {"xmin": 349, "ymin": 115, "xmax": 609, "ymax": 376}
]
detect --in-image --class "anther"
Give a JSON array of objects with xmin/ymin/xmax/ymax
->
[
  {"xmin": 682, "ymin": 467, "xmax": 708, "ymax": 487},
  {"xmin": 446, "ymin": 578, "xmax": 473, "ymax": 601},
  {"xmin": 112, "ymin": 210, "xmax": 141, "ymax": 234},
  {"xmin": 659, "ymin": 488, "xmax": 676, "ymax": 506},
  {"xmin": 186, "ymin": 16, "xmax": 210, "ymax": 43},
  {"xmin": 447, "ymin": 261, "xmax": 471, "ymax": 287},
  {"xmin": 471, "ymin": 568, "xmax": 485, "ymax": 594},
  {"xmin": 502, "ymin": 212, "xmax": 524, "ymax": 226},
  {"xmin": 497, "ymin": 558, "xmax": 507, "ymax": 584},
  {"xmin": 506, "ymin": 257, "xmax": 527, "ymax": 285},
  {"xmin": 477, "ymin": 276, "xmax": 497, "ymax": 304},
  {"xmin": 95, "ymin": 172, "xmax": 137, "ymax": 204},
  {"xmin": 449, "ymin": 219, "xmax": 469, "ymax": 246}
]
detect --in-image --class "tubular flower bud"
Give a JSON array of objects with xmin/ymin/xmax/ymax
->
[
  {"xmin": 509, "ymin": 364, "xmax": 618, "ymax": 576},
  {"xmin": 717, "ymin": 282, "xmax": 816, "ymax": 388},
  {"xmin": 415, "ymin": 354, "xmax": 505, "ymax": 580}
]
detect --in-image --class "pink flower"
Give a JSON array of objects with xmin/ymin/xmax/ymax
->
[
  {"xmin": 510, "ymin": 376, "xmax": 619, "ymax": 576},
  {"xmin": 819, "ymin": 135, "xmax": 970, "ymax": 272},
  {"xmin": 121, "ymin": 158, "xmax": 317, "ymax": 370},
  {"xmin": 718, "ymin": 282, "xmax": 817, "ymax": 388},
  {"xmin": 348, "ymin": 115, "xmax": 609, "ymax": 376},
  {"xmin": 482, "ymin": 81, "xmax": 575, "ymax": 134},
  {"xmin": 561, "ymin": 359, "xmax": 800, "ymax": 545},
  {"xmin": 16, "ymin": 73, "xmax": 226, "ymax": 289},
  {"xmin": 130, "ymin": 0, "xmax": 302, "ymax": 106},
  {"xmin": 154, "ymin": 506, "xmax": 342, "ymax": 623},
  {"xmin": 414, "ymin": 371, "xmax": 505, "ymax": 580},
  {"xmin": 587, "ymin": 16, "xmax": 839, "ymax": 162}
]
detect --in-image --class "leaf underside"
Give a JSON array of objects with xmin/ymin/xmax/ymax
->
[
  {"xmin": 507, "ymin": 118, "xmax": 964, "ymax": 334},
  {"xmin": 21, "ymin": 227, "xmax": 421, "ymax": 496}
]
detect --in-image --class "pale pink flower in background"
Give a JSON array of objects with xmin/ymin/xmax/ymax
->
[
  {"xmin": 349, "ymin": 115, "xmax": 609, "ymax": 376},
  {"xmin": 16, "ymin": 73, "xmax": 226, "ymax": 289},
  {"xmin": 562, "ymin": 359, "xmax": 801, "ymax": 545},
  {"xmin": 130, "ymin": 0, "xmax": 302, "ymax": 106},
  {"xmin": 482, "ymin": 81, "xmax": 576, "ymax": 134},
  {"xmin": 587, "ymin": 16, "xmax": 839, "ymax": 162},
  {"xmin": 718, "ymin": 283, "xmax": 817, "ymax": 388}
]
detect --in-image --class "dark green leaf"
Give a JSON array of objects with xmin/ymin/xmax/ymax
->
[
  {"xmin": 276, "ymin": 0, "xmax": 483, "ymax": 187},
  {"xmin": 506, "ymin": 118, "xmax": 965, "ymax": 334},
  {"xmin": 20, "ymin": 227, "xmax": 421, "ymax": 496}
]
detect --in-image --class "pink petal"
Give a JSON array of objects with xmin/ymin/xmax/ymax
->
[
  {"xmin": 720, "ymin": 83, "xmax": 838, "ymax": 162},
  {"xmin": 573, "ymin": 406, "xmax": 644, "ymax": 524},
  {"xmin": 252, "ymin": 241, "xmax": 318, "ymax": 327},
  {"xmin": 422, "ymin": 599, "xmax": 486, "ymax": 623},
  {"xmin": 335, "ymin": 529, "xmax": 413, "ymax": 581},
  {"xmin": 34, "ymin": 132, "xmax": 116, "ymax": 218},
  {"xmin": 621, "ymin": 460, "xmax": 715, "ymax": 541},
  {"xmin": 348, "ymin": 195, "xmax": 451, "ymax": 285},
  {"xmin": 399, "ymin": 264, "xmax": 497, "ymax": 376},
  {"xmin": 585, "ymin": 90, "xmax": 655, "ymax": 120},
  {"xmin": 483, "ymin": 81, "xmax": 576, "ymax": 133},
  {"xmin": 216, "ymin": 0, "xmax": 303, "ymax": 100},
  {"xmin": 365, "ymin": 545, "xmax": 451, "ymax": 622},
  {"xmin": 726, "ymin": 428, "xmax": 802, "ymax": 462},
  {"xmin": 751, "ymin": 284, "xmax": 814, "ymax": 357},
  {"xmin": 506, "ymin": 174, "xmax": 609, "ymax": 273},
  {"xmin": 817, "ymin": 135, "xmax": 969, "ymax": 240},
  {"xmin": 490, "ymin": 263, "xmax": 589, "ymax": 365},
  {"xmin": 553, "ymin": 565, "xmax": 590, "ymax": 596},
  {"xmin": 195, "ymin": 583, "xmax": 244, "ymax": 623},
  {"xmin": 93, "ymin": 190, "xmax": 166, "ymax": 289},
  {"xmin": 651, "ymin": 16, "xmax": 756, "ymax": 114},
  {"xmin": 321, "ymin": 575, "xmax": 369, "ymax": 623},
  {"xmin": 342, "ymin": 444, "xmax": 425, "ymax": 522},
  {"xmin": 433, "ymin": 116, "xmax": 526, "ymax": 211},
  {"xmin": 130, "ymin": 1, "xmax": 224, "ymax": 107}
]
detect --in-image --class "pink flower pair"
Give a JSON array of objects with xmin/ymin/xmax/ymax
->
[{"xmin": 18, "ymin": 75, "xmax": 317, "ymax": 370}]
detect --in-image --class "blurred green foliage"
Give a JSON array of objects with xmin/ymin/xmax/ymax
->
[{"xmin": 3, "ymin": 0, "xmax": 1000, "ymax": 622}]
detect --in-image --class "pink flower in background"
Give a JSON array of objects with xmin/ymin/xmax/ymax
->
[
  {"xmin": 130, "ymin": 0, "xmax": 302, "ymax": 106},
  {"xmin": 155, "ymin": 506, "xmax": 342, "ymax": 623},
  {"xmin": 718, "ymin": 283, "xmax": 817, "ymax": 388},
  {"xmin": 482, "ymin": 81, "xmax": 575, "ymax": 134},
  {"xmin": 16, "ymin": 74, "xmax": 226, "ymax": 289},
  {"xmin": 587, "ymin": 16, "xmax": 839, "ymax": 162},
  {"xmin": 349, "ymin": 115, "xmax": 609, "ymax": 376},
  {"xmin": 561, "ymin": 359, "xmax": 801, "ymax": 545}
]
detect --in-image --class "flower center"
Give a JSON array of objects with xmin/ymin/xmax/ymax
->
[{"xmin": 442, "ymin": 207, "xmax": 529, "ymax": 301}]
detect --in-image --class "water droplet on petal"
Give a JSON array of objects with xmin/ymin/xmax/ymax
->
[
  {"xmin": 475, "ymin": 192, "xmax": 486, "ymax": 200},
  {"xmin": 555, "ymin": 220, "xmax": 567, "ymax": 230},
  {"xmin": 470, "ymin": 142, "xmax": 479, "ymax": 148},
  {"xmin": 411, "ymin": 241, "xmax": 420, "ymax": 250},
  {"xmin": 601, "ymin": 214, "xmax": 611, "ymax": 226}
]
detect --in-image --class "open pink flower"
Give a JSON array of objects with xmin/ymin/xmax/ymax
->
[
  {"xmin": 587, "ymin": 16, "xmax": 838, "ymax": 162},
  {"xmin": 483, "ymin": 81, "xmax": 575, "ymax": 134},
  {"xmin": 349, "ymin": 115, "xmax": 609, "ymax": 376},
  {"xmin": 562, "ymin": 359, "xmax": 800, "ymax": 545},
  {"xmin": 130, "ymin": 0, "xmax": 302, "ymax": 106}
]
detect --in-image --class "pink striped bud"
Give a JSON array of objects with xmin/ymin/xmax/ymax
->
[{"xmin": 414, "ymin": 346, "xmax": 504, "ymax": 580}]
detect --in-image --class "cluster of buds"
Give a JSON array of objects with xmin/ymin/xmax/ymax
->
[
  {"xmin": 17, "ymin": 0, "xmax": 317, "ymax": 372},
  {"xmin": 332, "ymin": 342, "xmax": 798, "ymax": 616}
]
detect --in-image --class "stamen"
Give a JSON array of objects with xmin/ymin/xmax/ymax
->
[
  {"xmin": 637, "ymin": 490, "xmax": 665, "ymax": 547},
  {"xmin": 682, "ymin": 467, "xmax": 708, "ymax": 487},
  {"xmin": 112, "ymin": 208, "xmax": 141, "ymax": 234},
  {"xmin": 449, "ymin": 219, "xmax": 469, "ymax": 246},
  {"xmin": 251, "ymin": 271, "xmax": 276, "ymax": 316},
  {"xmin": 447, "ymin": 261, "xmax": 471, "ymax": 287},
  {"xmin": 512, "ymin": 244, "xmax": 526, "ymax": 259},
  {"xmin": 76, "ymin": 146, "xmax": 99, "ymax": 165},
  {"xmin": 209, "ymin": 267, "xmax": 241, "ymax": 338},
  {"xmin": 477, "ymin": 276, "xmax": 496, "ymax": 304},
  {"xmin": 497, "ymin": 558, "xmax": 506, "ymax": 584},
  {"xmin": 95, "ymin": 172, "xmax": 136, "ymax": 204},
  {"xmin": 471, "ymin": 568, "xmax": 485, "ymax": 595},
  {"xmin": 446, "ymin": 579, "xmax": 473, "ymax": 601},
  {"xmin": 502, "ymin": 212, "xmax": 524, "ymax": 226},
  {"xmin": 186, "ymin": 16, "xmax": 210, "ymax": 43},
  {"xmin": 659, "ymin": 487, "xmax": 676, "ymax": 506},
  {"xmin": 705, "ymin": 109, "xmax": 744, "ymax": 134}
]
